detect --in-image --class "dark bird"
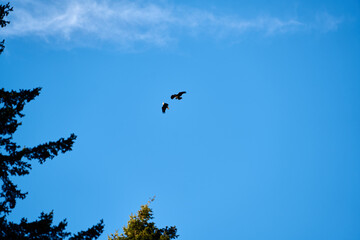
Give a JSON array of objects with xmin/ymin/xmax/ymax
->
[
  {"xmin": 162, "ymin": 102, "xmax": 169, "ymax": 113},
  {"xmin": 171, "ymin": 91, "xmax": 186, "ymax": 100}
]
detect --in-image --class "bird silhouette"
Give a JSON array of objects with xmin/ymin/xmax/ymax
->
[
  {"xmin": 162, "ymin": 102, "xmax": 169, "ymax": 113},
  {"xmin": 171, "ymin": 91, "xmax": 186, "ymax": 100}
]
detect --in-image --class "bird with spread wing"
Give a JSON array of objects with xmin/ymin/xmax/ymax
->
[{"xmin": 171, "ymin": 91, "xmax": 186, "ymax": 100}]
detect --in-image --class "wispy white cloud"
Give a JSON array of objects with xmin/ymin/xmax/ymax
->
[
  {"xmin": 1, "ymin": 0, "xmax": 342, "ymax": 47},
  {"xmin": 314, "ymin": 12, "xmax": 343, "ymax": 32}
]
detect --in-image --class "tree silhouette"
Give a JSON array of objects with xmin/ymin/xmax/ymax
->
[
  {"xmin": 1, "ymin": 211, "xmax": 104, "ymax": 240},
  {"xmin": 0, "ymin": 87, "xmax": 104, "ymax": 239},
  {"xmin": 108, "ymin": 199, "xmax": 178, "ymax": 240},
  {"xmin": 0, "ymin": 4, "xmax": 104, "ymax": 238},
  {"xmin": 0, "ymin": 2, "xmax": 12, "ymax": 54},
  {"xmin": 0, "ymin": 88, "xmax": 76, "ymax": 215}
]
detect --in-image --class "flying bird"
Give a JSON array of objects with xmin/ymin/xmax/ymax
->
[
  {"xmin": 162, "ymin": 102, "xmax": 169, "ymax": 113},
  {"xmin": 171, "ymin": 91, "xmax": 186, "ymax": 100}
]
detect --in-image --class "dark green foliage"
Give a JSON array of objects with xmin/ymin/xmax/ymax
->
[
  {"xmin": 0, "ymin": 4, "xmax": 104, "ymax": 239},
  {"xmin": 0, "ymin": 87, "xmax": 77, "ymax": 215},
  {"xmin": 0, "ymin": 211, "xmax": 104, "ymax": 240},
  {"xmin": 0, "ymin": 39, "xmax": 5, "ymax": 54},
  {"xmin": 70, "ymin": 220, "xmax": 105, "ymax": 240},
  {"xmin": 108, "ymin": 200, "xmax": 178, "ymax": 240},
  {"xmin": 0, "ymin": 2, "xmax": 12, "ymax": 28},
  {"xmin": 0, "ymin": 86, "xmax": 104, "ymax": 239},
  {"xmin": 0, "ymin": 211, "xmax": 71, "ymax": 240},
  {"xmin": 0, "ymin": 2, "xmax": 13, "ymax": 54}
]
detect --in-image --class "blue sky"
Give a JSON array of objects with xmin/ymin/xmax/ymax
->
[{"xmin": 1, "ymin": 0, "xmax": 360, "ymax": 239}]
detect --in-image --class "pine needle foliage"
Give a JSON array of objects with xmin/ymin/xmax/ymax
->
[
  {"xmin": 0, "ymin": 2, "xmax": 13, "ymax": 54},
  {"xmin": 0, "ymin": 87, "xmax": 105, "ymax": 239},
  {"xmin": 108, "ymin": 199, "xmax": 178, "ymax": 240},
  {"xmin": 0, "ymin": 3, "xmax": 105, "ymax": 239}
]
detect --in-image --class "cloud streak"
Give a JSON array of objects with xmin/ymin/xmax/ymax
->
[{"xmin": 2, "ymin": 0, "xmax": 342, "ymax": 47}]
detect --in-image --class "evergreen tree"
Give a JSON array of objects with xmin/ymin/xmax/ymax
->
[
  {"xmin": 0, "ymin": 2, "xmax": 13, "ymax": 54},
  {"xmin": 0, "ymin": 87, "xmax": 104, "ymax": 239},
  {"xmin": 108, "ymin": 199, "xmax": 178, "ymax": 240},
  {"xmin": 0, "ymin": 5, "xmax": 104, "ymax": 238},
  {"xmin": 0, "ymin": 88, "xmax": 77, "ymax": 215}
]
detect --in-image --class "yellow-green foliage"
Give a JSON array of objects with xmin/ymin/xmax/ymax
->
[{"xmin": 108, "ymin": 200, "xmax": 178, "ymax": 240}]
